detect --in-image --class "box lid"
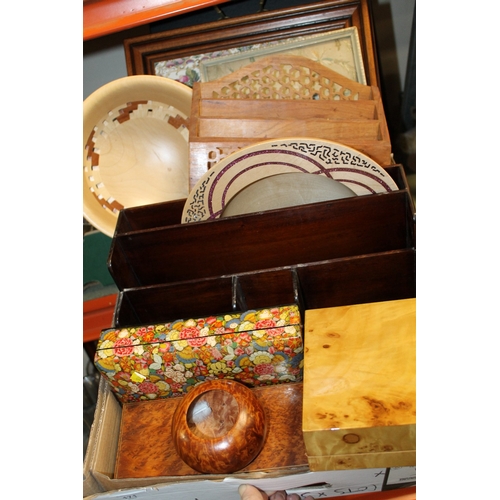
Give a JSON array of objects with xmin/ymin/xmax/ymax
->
[
  {"xmin": 97, "ymin": 304, "xmax": 301, "ymax": 351},
  {"xmin": 302, "ymin": 298, "xmax": 416, "ymax": 469}
]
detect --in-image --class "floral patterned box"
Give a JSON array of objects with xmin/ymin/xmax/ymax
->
[{"xmin": 94, "ymin": 305, "xmax": 303, "ymax": 403}]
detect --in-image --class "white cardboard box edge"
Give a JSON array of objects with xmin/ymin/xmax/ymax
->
[{"xmin": 83, "ymin": 378, "xmax": 416, "ymax": 499}]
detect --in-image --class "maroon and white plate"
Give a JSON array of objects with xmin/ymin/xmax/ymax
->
[{"xmin": 182, "ymin": 138, "xmax": 398, "ymax": 223}]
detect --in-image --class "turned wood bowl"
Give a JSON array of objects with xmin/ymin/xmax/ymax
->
[
  {"xmin": 83, "ymin": 75, "xmax": 192, "ymax": 237},
  {"xmin": 171, "ymin": 379, "xmax": 268, "ymax": 474}
]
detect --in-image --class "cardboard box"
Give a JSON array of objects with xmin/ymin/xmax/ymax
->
[
  {"xmin": 83, "ymin": 376, "xmax": 416, "ymax": 498},
  {"xmin": 84, "ymin": 166, "xmax": 416, "ymax": 497},
  {"xmin": 302, "ymin": 298, "xmax": 416, "ymax": 471}
]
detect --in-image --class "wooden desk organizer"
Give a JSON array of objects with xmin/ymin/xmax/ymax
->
[
  {"xmin": 188, "ymin": 55, "xmax": 392, "ymax": 190},
  {"xmin": 108, "ymin": 165, "xmax": 415, "ymax": 329}
]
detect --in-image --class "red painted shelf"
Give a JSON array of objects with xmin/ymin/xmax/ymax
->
[
  {"xmin": 83, "ymin": 0, "xmax": 230, "ymax": 40},
  {"xmin": 83, "ymin": 293, "xmax": 117, "ymax": 343}
]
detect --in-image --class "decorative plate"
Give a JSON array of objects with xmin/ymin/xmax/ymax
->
[
  {"xmin": 221, "ymin": 172, "xmax": 357, "ymax": 218},
  {"xmin": 181, "ymin": 138, "xmax": 398, "ymax": 223},
  {"xmin": 83, "ymin": 75, "xmax": 192, "ymax": 237}
]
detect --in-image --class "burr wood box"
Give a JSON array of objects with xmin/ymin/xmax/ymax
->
[
  {"xmin": 302, "ymin": 298, "xmax": 416, "ymax": 471},
  {"xmin": 113, "ymin": 382, "xmax": 307, "ymax": 479}
]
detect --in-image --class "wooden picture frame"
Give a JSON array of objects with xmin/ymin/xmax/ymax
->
[{"xmin": 124, "ymin": 0, "xmax": 380, "ymax": 87}]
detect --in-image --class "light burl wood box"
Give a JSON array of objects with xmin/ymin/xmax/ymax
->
[{"xmin": 302, "ymin": 298, "xmax": 416, "ymax": 471}]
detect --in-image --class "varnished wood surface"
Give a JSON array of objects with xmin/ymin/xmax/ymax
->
[
  {"xmin": 303, "ymin": 298, "xmax": 416, "ymax": 470},
  {"xmin": 111, "ymin": 165, "xmax": 415, "ymax": 328},
  {"xmin": 197, "ymin": 118, "xmax": 381, "ymax": 141},
  {"xmin": 109, "ymin": 165, "xmax": 414, "ymax": 330},
  {"xmin": 112, "ymin": 165, "xmax": 408, "ymax": 236},
  {"xmin": 109, "ymin": 190, "xmax": 412, "ymax": 290},
  {"xmin": 114, "ymin": 249, "xmax": 415, "ymax": 328},
  {"xmin": 198, "ymin": 98, "xmax": 379, "ymax": 121},
  {"xmin": 196, "ymin": 55, "xmax": 375, "ymax": 100},
  {"xmin": 114, "ymin": 198, "xmax": 186, "ymax": 234},
  {"xmin": 188, "ymin": 57, "xmax": 391, "ymax": 188},
  {"xmin": 171, "ymin": 380, "xmax": 267, "ymax": 474},
  {"xmin": 115, "ymin": 382, "xmax": 307, "ymax": 478}
]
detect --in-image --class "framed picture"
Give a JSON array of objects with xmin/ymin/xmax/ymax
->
[
  {"xmin": 198, "ymin": 27, "xmax": 366, "ymax": 84},
  {"xmin": 124, "ymin": 0, "xmax": 379, "ymax": 87}
]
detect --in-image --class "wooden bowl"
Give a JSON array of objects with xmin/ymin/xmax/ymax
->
[
  {"xmin": 171, "ymin": 379, "xmax": 268, "ymax": 474},
  {"xmin": 83, "ymin": 75, "xmax": 192, "ymax": 237}
]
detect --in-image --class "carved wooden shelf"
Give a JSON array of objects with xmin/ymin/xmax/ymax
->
[{"xmin": 188, "ymin": 55, "xmax": 392, "ymax": 190}]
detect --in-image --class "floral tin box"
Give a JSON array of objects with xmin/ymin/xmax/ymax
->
[{"xmin": 94, "ymin": 304, "xmax": 303, "ymax": 403}]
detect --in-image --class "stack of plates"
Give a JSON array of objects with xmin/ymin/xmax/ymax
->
[{"xmin": 182, "ymin": 137, "xmax": 399, "ymax": 224}]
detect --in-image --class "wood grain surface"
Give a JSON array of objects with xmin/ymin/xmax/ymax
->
[
  {"xmin": 109, "ymin": 190, "xmax": 411, "ymax": 290},
  {"xmin": 115, "ymin": 382, "xmax": 307, "ymax": 478},
  {"xmin": 83, "ymin": 76, "xmax": 192, "ymax": 238},
  {"xmin": 188, "ymin": 56, "xmax": 391, "ymax": 188},
  {"xmin": 303, "ymin": 298, "xmax": 416, "ymax": 470},
  {"xmin": 171, "ymin": 379, "xmax": 268, "ymax": 474}
]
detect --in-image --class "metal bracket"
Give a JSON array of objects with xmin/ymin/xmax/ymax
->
[{"xmin": 214, "ymin": 0, "xmax": 267, "ymax": 20}]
